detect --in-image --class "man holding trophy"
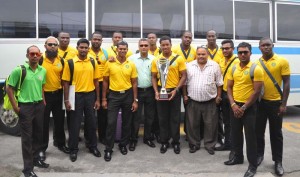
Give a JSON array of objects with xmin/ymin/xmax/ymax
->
[{"xmin": 151, "ymin": 36, "xmax": 187, "ymax": 154}]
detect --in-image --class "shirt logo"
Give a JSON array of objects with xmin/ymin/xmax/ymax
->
[
  {"xmin": 125, "ymin": 64, "xmax": 129, "ymax": 69},
  {"xmin": 271, "ymin": 62, "xmax": 276, "ymax": 67},
  {"xmin": 38, "ymin": 75, "xmax": 43, "ymax": 81},
  {"xmin": 244, "ymin": 71, "xmax": 249, "ymax": 75},
  {"xmin": 57, "ymin": 63, "xmax": 62, "ymax": 68}
]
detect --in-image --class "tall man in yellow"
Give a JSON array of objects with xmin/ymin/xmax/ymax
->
[
  {"xmin": 106, "ymin": 31, "xmax": 133, "ymax": 58},
  {"xmin": 62, "ymin": 38, "xmax": 101, "ymax": 162},
  {"xmin": 225, "ymin": 42, "xmax": 264, "ymax": 177},
  {"xmin": 147, "ymin": 32, "xmax": 161, "ymax": 57},
  {"xmin": 151, "ymin": 36, "xmax": 187, "ymax": 154},
  {"xmin": 102, "ymin": 41, "xmax": 138, "ymax": 162},
  {"xmin": 58, "ymin": 31, "xmax": 77, "ymax": 61},
  {"xmin": 172, "ymin": 30, "xmax": 196, "ymax": 63},
  {"xmin": 256, "ymin": 37, "xmax": 290, "ymax": 176},
  {"xmin": 88, "ymin": 31, "xmax": 109, "ymax": 144},
  {"xmin": 40, "ymin": 36, "xmax": 70, "ymax": 161}
]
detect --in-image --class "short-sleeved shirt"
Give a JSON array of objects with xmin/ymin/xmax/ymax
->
[
  {"xmin": 88, "ymin": 48, "xmax": 109, "ymax": 82},
  {"xmin": 106, "ymin": 45, "xmax": 133, "ymax": 58},
  {"xmin": 151, "ymin": 53, "xmax": 187, "ymax": 88},
  {"xmin": 172, "ymin": 44, "xmax": 196, "ymax": 63},
  {"xmin": 58, "ymin": 46, "xmax": 77, "ymax": 61},
  {"xmin": 42, "ymin": 56, "xmax": 63, "ymax": 91},
  {"xmin": 186, "ymin": 60, "xmax": 223, "ymax": 102},
  {"xmin": 148, "ymin": 47, "xmax": 161, "ymax": 57},
  {"xmin": 62, "ymin": 56, "xmax": 100, "ymax": 92},
  {"xmin": 207, "ymin": 46, "xmax": 223, "ymax": 64},
  {"xmin": 227, "ymin": 61, "xmax": 264, "ymax": 103},
  {"xmin": 128, "ymin": 53, "xmax": 155, "ymax": 88},
  {"xmin": 103, "ymin": 59, "xmax": 138, "ymax": 91},
  {"xmin": 256, "ymin": 54, "xmax": 290, "ymax": 101},
  {"xmin": 219, "ymin": 55, "xmax": 240, "ymax": 91},
  {"xmin": 8, "ymin": 63, "xmax": 46, "ymax": 103}
]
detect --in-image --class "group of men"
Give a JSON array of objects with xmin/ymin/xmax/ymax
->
[{"xmin": 6, "ymin": 30, "xmax": 289, "ymax": 177}]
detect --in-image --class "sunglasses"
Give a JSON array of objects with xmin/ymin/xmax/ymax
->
[
  {"xmin": 47, "ymin": 43, "xmax": 58, "ymax": 47},
  {"xmin": 28, "ymin": 52, "xmax": 42, "ymax": 57},
  {"xmin": 238, "ymin": 51, "xmax": 250, "ymax": 55},
  {"xmin": 139, "ymin": 44, "xmax": 149, "ymax": 47}
]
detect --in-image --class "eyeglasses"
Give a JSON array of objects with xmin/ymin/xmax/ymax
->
[
  {"xmin": 221, "ymin": 47, "xmax": 232, "ymax": 51},
  {"xmin": 238, "ymin": 51, "xmax": 250, "ymax": 55},
  {"xmin": 139, "ymin": 44, "xmax": 149, "ymax": 47},
  {"xmin": 47, "ymin": 43, "xmax": 58, "ymax": 47},
  {"xmin": 28, "ymin": 52, "xmax": 42, "ymax": 57}
]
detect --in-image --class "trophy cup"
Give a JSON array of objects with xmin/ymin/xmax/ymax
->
[{"xmin": 157, "ymin": 58, "xmax": 170, "ymax": 100}]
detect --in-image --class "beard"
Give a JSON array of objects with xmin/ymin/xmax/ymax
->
[{"xmin": 46, "ymin": 50, "xmax": 58, "ymax": 58}]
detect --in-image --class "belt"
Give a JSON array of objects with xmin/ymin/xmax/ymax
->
[
  {"xmin": 109, "ymin": 88, "xmax": 131, "ymax": 94},
  {"xmin": 19, "ymin": 100, "xmax": 43, "ymax": 105},
  {"xmin": 44, "ymin": 89, "xmax": 62, "ymax": 94},
  {"xmin": 138, "ymin": 87, "xmax": 153, "ymax": 92},
  {"xmin": 192, "ymin": 98, "xmax": 214, "ymax": 104}
]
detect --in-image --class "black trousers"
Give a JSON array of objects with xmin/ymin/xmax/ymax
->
[
  {"xmin": 221, "ymin": 90, "xmax": 231, "ymax": 147},
  {"xmin": 156, "ymin": 90, "xmax": 181, "ymax": 145},
  {"xmin": 97, "ymin": 82, "xmax": 108, "ymax": 142},
  {"xmin": 105, "ymin": 88, "xmax": 133, "ymax": 151},
  {"xmin": 19, "ymin": 101, "xmax": 45, "ymax": 174},
  {"xmin": 69, "ymin": 91, "xmax": 98, "ymax": 153},
  {"xmin": 42, "ymin": 90, "xmax": 66, "ymax": 150},
  {"xmin": 256, "ymin": 99, "xmax": 283, "ymax": 162},
  {"xmin": 131, "ymin": 87, "xmax": 155, "ymax": 142},
  {"xmin": 230, "ymin": 102, "xmax": 258, "ymax": 168}
]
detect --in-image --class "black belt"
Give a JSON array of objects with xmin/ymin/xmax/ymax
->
[
  {"xmin": 191, "ymin": 98, "xmax": 214, "ymax": 104},
  {"xmin": 19, "ymin": 100, "xmax": 43, "ymax": 105},
  {"xmin": 109, "ymin": 88, "xmax": 132, "ymax": 94},
  {"xmin": 260, "ymin": 99, "xmax": 281, "ymax": 104},
  {"xmin": 138, "ymin": 87, "xmax": 153, "ymax": 92},
  {"xmin": 44, "ymin": 89, "xmax": 62, "ymax": 94}
]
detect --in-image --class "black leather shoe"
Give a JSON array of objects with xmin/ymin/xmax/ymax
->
[
  {"xmin": 119, "ymin": 146, "xmax": 128, "ymax": 155},
  {"xmin": 104, "ymin": 150, "xmax": 112, "ymax": 162},
  {"xmin": 205, "ymin": 147, "xmax": 215, "ymax": 155},
  {"xmin": 39, "ymin": 151, "xmax": 46, "ymax": 161},
  {"xmin": 70, "ymin": 152, "xmax": 77, "ymax": 162},
  {"xmin": 257, "ymin": 155, "xmax": 264, "ymax": 166},
  {"xmin": 160, "ymin": 144, "xmax": 169, "ymax": 154},
  {"xmin": 275, "ymin": 162, "xmax": 284, "ymax": 176},
  {"xmin": 214, "ymin": 144, "xmax": 230, "ymax": 151},
  {"xmin": 89, "ymin": 148, "xmax": 101, "ymax": 157},
  {"xmin": 229, "ymin": 150, "xmax": 235, "ymax": 160},
  {"xmin": 58, "ymin": 145, "xmax": 70, "ymax": 154},
  {"xmin": 24, "ymin": 171, "xmax": 38, "ymax": 177},
  {"xmin": 129, "ymin": 141, "xmax": 136, "ymax": 151},
  {"xmin": 144, "ymin": 140, "xmax": 156, "ymax": 148},
  {"xmin": 224, "ymin": 156, "xmax": 244, "ymax": 165},
  {"xmin": 189, "ymin": 145, "xmax": 200, "ymax": 153},
  {"xmin": 173, "ymin": 144, "xmax": 180, "ymax": 154},
  {"xmin": 33, "ymin": 160, "xmax": 49, "ymax": 168},
  {"xmin": 244, "ymin": 166, "xmax": 256, "ymax": 177}
]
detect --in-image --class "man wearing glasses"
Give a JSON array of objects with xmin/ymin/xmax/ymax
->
[
  {"xmin": 225, "ymin": 42, "xmax": 264, "ymax": 177},
  {"xmin": 6, "ymin": 45, "xmax": 47, "ymax": 177},
  {"xmin": 128, "ymin": 39, "xmax": 156, "ymax": 151}
]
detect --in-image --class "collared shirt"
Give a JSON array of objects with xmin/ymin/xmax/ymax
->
[
  {"xmin": 148, "ymin": 47, "xmax": 161, "ymax": 57},
  {"xmin": 58, "ymin": 46, "xmax": 77, "ymax": 61},
  {"xmin": 172, "ymin": 44, "xmax": 196, "ymax": 63},
  {"xmin": 207, "ymin": 46, "xmax": 223, "ymax": 64},
  {"xmin": 88, "ymin": 48, "xmax": 109, "ymax": 81},
  {"xmin": 186, "ymin": 60, "xmax": 223, "ymax": 102},
  {"xmin": 128, "ymin": 53, "xmax": 155, "ymax": 88},
  {"xmin": 106, "ymin": 45, "xmax": 133, "ymax": 58},
  {"xmin": 8, "ymin": 63, "xmax": 46, "ymax": 103},
  {"xmin": 256, "ymin": 53, "xmax": 290, "ymax": 101},
  {"xmin": 219, "ymin": 55, "xmax": 240, "ymax": 91},
  {"xmin": 41, "ymin": 56, "xmax": 63, "ymax": 91}
]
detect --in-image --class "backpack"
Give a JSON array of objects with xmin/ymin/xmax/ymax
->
[
  {"xmin": 67, "ymin": 57, "xmax": 95, "ymax": 85},
  {"xmin": 231, "ymin": 63, "xmax": 264, "ymax": 100},
  {"xmin": 3, "ymin": 65, "xmax": 26, "ymax": 110}
]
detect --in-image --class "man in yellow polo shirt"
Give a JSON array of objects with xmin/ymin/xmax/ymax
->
[
  {"xmin": 58, "ymin": 32, "xmax": 77, "ymax": 61},
  {"xmin": 40, "ymin": 36, "xmax": 70, "ymax": 161},
  {"xmin": 225, "ymin": 42, "xmax": 264, "ymax": 177},
  {"xmin": 151, "ymin": 36, "xmax": 187, "ymax": 154},
  {"xmin": 172, "ymin": 30, "xmax": 196, "ymax": 63},
  {"xmin": 255, "ymin": 37, "xmax": 290, "ymax": 176},
  {"xmin": 106, "ymin": 31, "xmax": 133, "ymax": 58},
  {"xmin": 147, "ymin": 32, "xmax": 161, "ymax": 57},
  {"xmin": 102, "ymin": 41, "xmax": 138, "ymax": 162},
  {"xmin": 88, "ymin": 31, "xmax": 109, "ymax": 144},
  {"xmin": 62, "ymin": 38, "xmax": 101, "ymax": 162}
]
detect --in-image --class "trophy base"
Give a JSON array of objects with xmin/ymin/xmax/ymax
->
[{"xmin": 158, "ymin": 94, "xmax": 169, "ymax": 100}]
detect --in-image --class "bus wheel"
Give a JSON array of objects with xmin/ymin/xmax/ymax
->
[{"xmin": 0, "ymin": 103, "xmax": 20, "ymax": 136}]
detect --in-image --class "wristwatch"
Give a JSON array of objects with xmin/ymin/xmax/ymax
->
[
  {"xmin": 135, "ymin": 98, "xmax": 139, "ymax": 103},
  {"xmin": 241, "ymin": 105, "xmax": 247, "ymax": 111}
]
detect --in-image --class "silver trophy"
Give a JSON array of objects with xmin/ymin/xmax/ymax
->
[{"xmin": 157, "ymin": 58, "xmax": 170, "ymax": 100}]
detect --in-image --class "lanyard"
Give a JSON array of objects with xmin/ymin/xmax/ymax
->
[
  {"xmin": 208, "ymin": 46, "xmax": 218, "ymax": 60},
  {"xmin": 180, "ymin": 44, "xmax": 191, "ymax": 60}
]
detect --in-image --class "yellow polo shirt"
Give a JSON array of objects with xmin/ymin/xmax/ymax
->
[
  {"xmin": 227, "ymin": 61, "xmax": 264, "ymax": 103},
  {"xmin": 42, "ymin": 56, "xmax": 63, "ymax": 91},
  {"xmin": 172, "ymin": 44, "xmax": 196, "ymax": 63},
  {"xmin": 106, "ymin": 45, "xmax": 133, "ymax": 58},
  {"xmin": 151, "ymin": 53, "xmax": 186, "ymax": 88},
  {"xmin": 88, "ymin": 48, "xmax": 109, "ymax": 82},
  {"xmin": 256, "ymin": 54, "xmax": 290, "ymax": 101},
  {"xmin": 219, "ymin": 55, "xmax": 239, "ymax": 91},
  {"xmin": 148, "ymin": 47, "xmax": 161, "ymax": 57},
  {"xmin": 207, "ymin": 46, "xmax": 223, "ymax": 64},
  {"xmin": 58, "ymin": 46, "xmax": 77, "ymax": 61},
  {"xmin": 62, "ymin": 56, "xmax": 100, "ymax": 92},
  {"xmin": 103, "ymin": 59, "xmax": 138, "ymax": 91}
]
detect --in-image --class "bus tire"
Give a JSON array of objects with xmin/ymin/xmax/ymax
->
[{"xmin": 0, "ymin": 103, "xmax": 20, "ymax": 136}]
